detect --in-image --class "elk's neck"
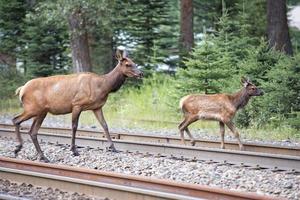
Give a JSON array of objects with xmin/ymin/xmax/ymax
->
[
  {"xmin": 231, "ymin": 89, "xmax": 251, "ymax": 110},
  {"xmin": 105, "ymin": 67, "xmax": 126, "ymax": 93}
]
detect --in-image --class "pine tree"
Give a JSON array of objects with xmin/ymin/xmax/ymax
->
[
  {"xmin": 0, "ymin": 0, "xmax": 28, "ymax": 68},
  {"xmin": 175, "ymin": 35, "xmax": 232, "ymax": 98},
  {"xmin": 20, "ymin": 5, "xmax": 69, "ymax": 77},
  {"xmin": 114, "ymin": 0, "xmax": 177, "ymax": 71}
]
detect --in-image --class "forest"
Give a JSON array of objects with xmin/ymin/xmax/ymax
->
[{"xmin": 0, "ymin": 0, "xmax": 299, "ymax": 140}]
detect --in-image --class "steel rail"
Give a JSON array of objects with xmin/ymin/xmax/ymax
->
[
  {"xmin": 0, "ymin": 123, "xmax": 299, "ymax": 156},
  {"xmin": 0, "ymin": 157, "xmax": 280, "ymax": 200},
  {"xmin": 0, "ymin": 128, "xmax": 299, "ymax": 171}
]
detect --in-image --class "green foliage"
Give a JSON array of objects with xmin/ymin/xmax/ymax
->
[
  {"xmin": 20, "ymin": 5, "xmax": 70, "ymax": 77},
  {"xmin": 173, "ymin": 11, "xmax": 251, "ymax": 102},
  {"xmin": 232, "ymin": 39, "xmax": 299, "ymax": 129},
  {"xmin": 114, "ymin": 0, "xmax": 178, "ymax": 71},
  {"xmin": 0, "ymin": 0, "xmax": 28, "ymax": 63},
  {"xmin": 174, "ymin": 7, "xmax": 300, "ymax": 132},
  {"xmin": 175, "ymin": 37, "xmax": 232, "ymax": 97},
  {"xmin": 0, "ymin": 68, "xmax": 25, "ymax": 99}
]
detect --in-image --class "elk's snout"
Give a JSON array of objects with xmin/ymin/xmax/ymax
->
[
  {"xmin": 257, "ymin": 89, "xmax": 264, "ymax": 96},
  {"xmin": 134, "ymin": 69, "xmax": 143, "ymax": 79}
]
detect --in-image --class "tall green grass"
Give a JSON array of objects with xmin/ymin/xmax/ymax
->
[{"xmin": 0, "ymin": 75, "xmax": 299, "ymax": 142}]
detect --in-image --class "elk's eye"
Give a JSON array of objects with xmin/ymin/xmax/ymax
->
[{"xmin": 126, "ymin": 64, "xmax": 130, "ymax": 67}]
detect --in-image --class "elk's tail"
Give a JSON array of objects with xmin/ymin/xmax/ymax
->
[
  {"xmin": 15, "ymin": 86, "xmax": 23, "ymax": 96},
  {"xmin": 15, "ymin": 86, "xmax": 24, "ymax": 104},
  {"xmin": 179, "ymin": 95, "xmax": 190, "ymax": 113}
]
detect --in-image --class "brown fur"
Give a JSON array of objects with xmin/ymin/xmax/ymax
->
[
  {"xmin": 12, "ymin": 49, "xmax": 142, "ymax": 162},
  {"xmin": 178, "ymin": 77, "xmax": 264, "ymax": 150}
]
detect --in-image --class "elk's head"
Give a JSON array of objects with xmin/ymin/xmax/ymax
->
[
  {"xmin": 116, "ymin": 48, "xmax": 143, "ymax": 79},
  {"xmin": 241, "ymin": 77, "xmax": 264, "ymax": 96}
]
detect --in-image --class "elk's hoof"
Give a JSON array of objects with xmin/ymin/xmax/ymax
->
[
  {"xmin": 14, "ymin": 144, "xmax": 22, "ymax": 155},
  {"xmin": 70, "ymin": 146, "xmax": 80, "ymax": 156},
  {"xmin": 72, "ymin": 150, "xmax": 80, "ymax": 156},
  {"xmin": 39, "ymin": 155, "xmax": 50, "ymax": 163},
  {"xmin": 106, "ymin": 146, "xmax": 119, "ymax": 153}
]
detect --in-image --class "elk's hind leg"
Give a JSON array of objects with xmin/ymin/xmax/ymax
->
[
  {"xmin": 12, "ymin": 112, "xmax": 34, "ymax": 155},
  {"xmin": 178, "ymin": 118, "xmax": 187, "ymax": 145},
  {"xmin": 29, "ymin": 113, "xmax": 48, "ymax": 162},
  {"xmin": 179, "ymin": 115, "xmax": 198, "ymax": 146}
]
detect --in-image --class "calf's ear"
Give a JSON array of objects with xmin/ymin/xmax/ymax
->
[{"xmin": 241, "ymin": 76, "xmax": 249, "ymax": 87}]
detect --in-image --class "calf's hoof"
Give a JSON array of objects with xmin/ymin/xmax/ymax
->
[
  {"xmin": 239, "ymin": 145, "xmax": 245, "ymax": 151},
  {"xmin": 190, "ymin": 140, "xmax": 196, "ymax": 146}
]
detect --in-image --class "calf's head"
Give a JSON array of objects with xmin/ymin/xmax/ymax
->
[
  {"xmin": 241, "ymin": 77, "xmax": 264, "ymax": 96},
  {"xmin": 116, "ymin": 48, "xmax": 143, "ymax": 79}
]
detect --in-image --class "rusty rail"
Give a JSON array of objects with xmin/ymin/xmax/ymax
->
[
  {"xmin": 0, "ymin": 123, "xmax": 299, "ymax": 156},
  {"xmin": 0, "ymin": 127, "xmax": 299, "ymax": 171},
  {"xmin": 0, "ymin": 157, "xmax": 280, "ymax": 200}
]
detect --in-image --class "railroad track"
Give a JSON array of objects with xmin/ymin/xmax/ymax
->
[
  {"xmin": 1, "ymin": 123, "xmax": 299, "ymax": 156},
  {"xmin": 0, "ymin": 123, "xmax": 299, "ymax": 171},
  {"xmin": 0, "ymin": 157, "xmax": 279, "ymax": 200}
]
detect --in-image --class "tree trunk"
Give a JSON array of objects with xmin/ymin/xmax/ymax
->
[
  {"xmin": 68, "ymin": 7, "xmax": 92, "ymax": 72},
  {"xmin": 179, "ymin": 0, "xmax": 194, "ymax": 65},
  {"xmin": 267, "ymin": 0, "xmax": 293, "ymax": 55}
]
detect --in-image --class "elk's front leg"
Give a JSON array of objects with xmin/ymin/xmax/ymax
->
[
  {"xmin": 71, "ymin": 107, "xmax": 81, "ymax": 156},
  {"xmin": 93, "ymin": 108, "xmax": 118, "ymax": 152}
]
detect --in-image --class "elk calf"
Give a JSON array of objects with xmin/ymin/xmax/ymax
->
[
  {"xmin": 178, "ymin": 77, "xmax": 264, "ymax": 150},
  {"xmin": 12, "ymin": 48, "xmax": 143, "ymax": 162}
]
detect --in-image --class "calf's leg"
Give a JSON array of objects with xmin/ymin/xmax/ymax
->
[
  {"xmin": 179, "ymin": 115, "xmax": 198, "ymax": 145},
  {"xmin": 178, "ymin": 118, "xmax": 187, "ymax": 145},
  {"xmin": 93, "ymin": 108, "xmax": 117, "ymax": 152},
  {"xmin": 219, "ymin": 122, "xmax": 225, "ymax": 149},
  {"xmin": 225, "ymin": 121, "xmax": 244, "ymax": 150},
  {"xmin": 185, "ymin": 127, "xmax": 195, "ymax": 146}
]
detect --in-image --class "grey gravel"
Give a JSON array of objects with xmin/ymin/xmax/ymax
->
[
  {"xmin": 0, "ymin": 179, "xmax": 108, "ymax": 200},
  {"xmin": 0, "ymin": 137, "xmax": 299, "ymax": 200},
  {"xmin": 1, "ymin": 113, "xmax": 299, "ymax": 147}
]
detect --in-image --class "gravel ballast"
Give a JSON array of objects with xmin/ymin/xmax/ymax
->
[
  {"xmin": 0, "ymin": 113, "xmax": 299, "ymax": 147},
  {"xmin": 0, "ymin": 179, "xmax": 108, "ymax": 200},
  {"xmin": 0, "ymin": 137, "xmax": 299, "ymax": 200}
]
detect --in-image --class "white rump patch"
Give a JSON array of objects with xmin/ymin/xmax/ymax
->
[{"xmin": 179, "ymin": 95, "xmax": 191, "ymax": 109}]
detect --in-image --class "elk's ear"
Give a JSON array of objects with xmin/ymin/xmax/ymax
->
[
  {"xmin": 241, "ymin": 76, "xmax": 249, "ymax": 87},
  {"xmin": 115, "ymin": 49, "xmax": 123, "ymax": 61},
  {"xmin": 115, "ymin": 46, "xmax": 127, "ymax": 61},
  {"xmin": 122, "ymin": 50, "xmax": 128, "ymax": 58}
]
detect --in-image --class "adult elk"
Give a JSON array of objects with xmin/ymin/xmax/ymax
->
[
  {"xmin": 12, "ymin": 48, "xmax": 143, "ymax": 162},
  {"xmin": 178, "ymin": 77, "xmax": 264, "ymax": 150}
]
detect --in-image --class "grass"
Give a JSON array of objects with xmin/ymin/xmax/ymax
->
[{"xmin": 0, "ymin": 75, "xmax": 299, "ymax": 142}]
